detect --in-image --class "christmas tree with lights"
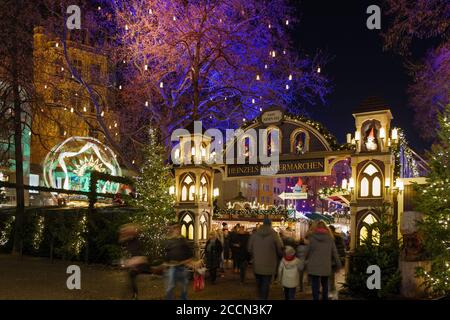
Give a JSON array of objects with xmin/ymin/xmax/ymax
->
[
  {"xmin": 415, "ymin": 105, "xmax": 450, "ymax": 297},
  {"xmin": 132, "ymin": 129, "xmax": 175, "ymax": 261}
]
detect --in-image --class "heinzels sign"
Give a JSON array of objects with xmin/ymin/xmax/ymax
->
[{"xmin": 227, "ymin": 158, "xmax": 325, "ymax": 177}]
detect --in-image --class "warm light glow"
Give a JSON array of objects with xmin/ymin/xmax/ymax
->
[
  {"xmin": 285, "ymin": 84, "xmax": 289, "ymax": 90},
  {"xmin": 169, "ymin": 186, "xmax": 175, "ymax": 195},
  {"xmin": 144, "ymin": 64, "xmax": 148, "ymax": 70},
  {"xmin": 361, "ymin": 177, "xmax": 369, "ymax": 196},
  {"xmin": 346, "ymin": 133, "xmax": 352, "ymax": 144},
  {"xmin": 145, "ymin": 101, "xmax": 148, "ymax": 107},
  {"xmin": 395, "ymin": 179, "xmax": 404, "ymax": 191},
  {"xmin": 213, "ymin": 188, "xmax": 219, "ymax": 197},
  {"xmin": 160, "ymin": 82, "xmax": 164, "ymax": 88},
  {"xmin": 289, "ymin": 74, "xmax": 292, "ymax": 80},
  {"xmin": 385, "ymin": 177, "xmax": 390, "ymax": 188},
  {"xmin": 256, "ymin": 74, "xmax": 260, "ymax": 80},
  {"xmin": 317, "ymin": 67, "xmax": 321, "ymax": 73},
  {"xmin": 349, "ymin": 178, "xmax": 355, "ymax": 189},
  {"xmin": 355, "ymin": 131, "xmax": 361, "ymax": 141},
  {"xmin": 391, "ymin": 128, "xmax": 398, "ymax": 141},
  {"xmin": 379, "ymin": 127, "xmax": 386, "ymax": 139},
  {"xmin": 341, "ymin": 178, "xmax": 348, "ymax": 190},
  {"xmin": 191, "ymin": 146, "xmax": 196, "ymax": 156}
]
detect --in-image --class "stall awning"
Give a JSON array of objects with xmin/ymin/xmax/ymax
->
[{"xmin": 304, "ymin": 212, "xmax": 334, "ymax": 224}]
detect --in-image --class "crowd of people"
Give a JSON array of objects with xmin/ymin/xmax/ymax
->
[{"xmin": 118, "ymin": 218, "xmax": 348, "ymax": 301}]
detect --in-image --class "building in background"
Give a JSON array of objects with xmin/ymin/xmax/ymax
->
[{"xmin": 29, "ymin": 27, "xmax": 117, "ymax": 204}]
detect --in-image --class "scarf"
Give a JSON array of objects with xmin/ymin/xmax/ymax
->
[{"xmin": 284, "ymin": 255, "xmax": 295, "ymax": 261}]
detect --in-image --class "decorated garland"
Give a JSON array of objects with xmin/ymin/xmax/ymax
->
[
  {"xmin": 392, "ymin": 128, "xmax": 420, "ymax": 178},
  {"xmin": 318, "ymin": 186, "xmax": 349, "ymax": 198},
  {"xmin": 239, "ymin": 113, "xmax": 354, "ymax": 151},
  {"xmin": 214, "ymin": 207, "xmax": 309, "ymax": 223}
]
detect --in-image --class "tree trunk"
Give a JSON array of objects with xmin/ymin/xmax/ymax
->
[{"xmin": 11, "ymin": 3, "xmax": 25, "ymax": 255}]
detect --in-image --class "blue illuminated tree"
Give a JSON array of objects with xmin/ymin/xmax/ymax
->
[{"xmin": 99, "ymin": 0, "xmax": 331, "ymax": 141}]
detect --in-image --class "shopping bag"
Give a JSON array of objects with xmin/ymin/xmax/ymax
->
[{"xmin": 193, "ymin": 272, "xmax": 205, "ymax": 292}]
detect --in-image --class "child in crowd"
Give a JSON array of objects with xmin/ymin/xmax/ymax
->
[{"xmin": 278, "ymin": 246, "xmax": 303, "ymax": 300}]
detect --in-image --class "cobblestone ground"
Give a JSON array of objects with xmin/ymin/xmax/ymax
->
[{"xmin": 0, "ymin": 254, "xmax": 345, "ymax": 300}]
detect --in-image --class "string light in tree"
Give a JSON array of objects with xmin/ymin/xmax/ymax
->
[
  {"xmin": 256, "ymin": 74, "xmax": 260, "ymax": 80},
  {"xmin": 83, "ymin": 106, "xmax": 87, "ymax": 112},
  {"xmin": 317, "ymin": 66, "xmax": 321, "ymax": 73},
  {"xmin": 101, "ymin": 111, "xmax": 104, "ymax": 117},
  {"xmin": 160, "ymin": 82, "xmax": 164, "ymax": 88},
  {"xmin": 288, "ymin": 74, "xmax": 292, "ymax": 81},
  {"xmin": 145, "ymin": 101, "xmax": 149, "ymax": 107},
  {"xmin": 285, "ymin": 84, "xmax": 289, "ymax": 90},
  {"xmin": 144, "ymin": 64, "xmax": 148, "ymax": 71}
]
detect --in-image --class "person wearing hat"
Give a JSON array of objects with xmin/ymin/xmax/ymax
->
[
  {"xmin": 248, "ymin": 217, "xmax": 283, "ymax": 300},
  {"xmin": 278, "ymin": 246, "xmax": 303, "ymax": 300}
]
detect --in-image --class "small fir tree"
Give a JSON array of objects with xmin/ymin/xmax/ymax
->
[
  {"xmin": 415, "ymin": 105, "xmax": 450, "ymax": 297},
  {"xmin": 132, "ymin": 130, "xmax": 175, "ymax": 261}
]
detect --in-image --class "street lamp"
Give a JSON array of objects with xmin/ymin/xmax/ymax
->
[
  {"xmin": 213, "ymin": 188, "xmax": 219, "ymax": 198},
  {"xmin": 169, "ymin": 185, "xmax": 175, "ymax": 195},
  {"xmin": 395, "ymin": 179, "xmax": 404, "ymax": 194},
  {"xmin": 391, "ymin": 128, "xmax": 398, "ymax": 144},
  {"xmin": 341, "ymin": 178, "xmax": 348, "ymax": 190}
]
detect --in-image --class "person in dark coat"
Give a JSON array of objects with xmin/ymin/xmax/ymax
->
[
  {"xmin": 229, "ymin": 224, "xmax": 241, "ymax": 273},
  {"xmin": 248, "ymin": 218, "xmax": 283, "ymax": 300},
  {"xmin": 296, "ymin": 238, "xmax": 307, "ymax": 292},
  {"xmin": 304, "ymin": 221, "xmax": 342, "ymax": 300},
  {"xmin": 119, "ymin": 223, "xmax": 148, "ymax": 300},
  {"xmin": 204, "ymin": 231, "xmax": 223, "ymax": 284},
  {"xmin": 163, "ymin": 224, "xmax": 194, "ymax": 300},
  {"xmin": 236, "ymin": 226, "xmax": 250, "ymax": 283},
  {"xmin": 222, "ymin": 227, "xmax": 231, "ymax": 267},
  {"xmin": 329, "ymin": 225, "xmax": 346, "ymax": 295}
]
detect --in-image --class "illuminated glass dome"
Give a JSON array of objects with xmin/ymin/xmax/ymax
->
[{"xmin": 43, "ymin": 136, "xmax": 122, "ymax": 193}]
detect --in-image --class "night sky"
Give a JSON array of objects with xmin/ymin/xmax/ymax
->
[{"xmin": 294, "ymin": 0, "xmax": 429, "ymax": 153}]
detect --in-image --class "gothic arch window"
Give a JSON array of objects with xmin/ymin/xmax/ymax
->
[
  {"xmin": 358, "ymin": 213, "xmax": 380, "ymax": 245},
  {"xmin": 199, "ymin": 174, "xmax": 209, "ymax": 202},
  {"xmin": 265, "ymin": 126, "xmax": 281, "ymax": 156},
  {"xmin": 198, "ymin": 213, "xmax": 208, "ymax": 240},
  {"xmin": 358, "ymin": 162, "xmax": 383, "ymax": 198},
  {"xmin": 181, "ymin": 174, "xmax": 195, "ymax": 202},
  {"xmin": 180, "ymin": 212, "xmax": 194, "ymax": 240},
  {"xmin": 290, "ymin": 129, "xmax": 309, "ymax": 154}
]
